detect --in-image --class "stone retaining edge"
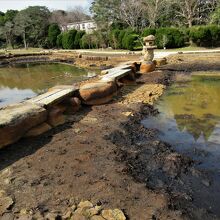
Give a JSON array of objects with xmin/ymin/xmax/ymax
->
[
  {"xmin": 0, "ymin": 63, "xmax": 138, "ymax": 149},
  {"xmin": 0, "ymin": 57, "xmax": 167, "ymax": 149}
]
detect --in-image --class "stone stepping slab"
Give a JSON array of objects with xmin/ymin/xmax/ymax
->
[
  {"xmin": 27, "ymin": 85, "xmax": 77, "ymax": 108},
  {"xmin": 100, "ymin": 64, "xmax": 133, "ymax": 82},
  {"xmin": 0, "ymin": 102, "xmax": 47, "ymax": 148}
]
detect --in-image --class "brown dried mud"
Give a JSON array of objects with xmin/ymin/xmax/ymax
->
[{"xmin": 0, "ymin": 53, "xmax": 220, "ymax": 219}]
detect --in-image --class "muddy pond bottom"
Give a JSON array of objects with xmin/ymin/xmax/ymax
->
[
  {"xmin": 0, "ymin": 63, "xmax": 97, "ymax": 107},
  {"xmin": 142, "ymin": 72, "xmax": 220, "ymax": 216},
  {"xmin": 142, "ymin": 72, "xmax": 220, "ymax": 171}
]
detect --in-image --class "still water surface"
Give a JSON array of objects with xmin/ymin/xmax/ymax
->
[
  {"xmin": 142, "ymin": 72, "xmax": 220, "ymax": 216},
  {"xmin": 0, "ymin": 63, "xmax": 97, "ymax": 107},
  {"xmin": 142, "ymin": 72, "xmax": 220, "ymax": 170}
]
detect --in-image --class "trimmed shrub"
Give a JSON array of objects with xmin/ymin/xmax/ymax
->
[
  {"xmin": 209, "ymin": 25, "xmax": 220, "ymax": 46},
  {"xmin": 74, "ymin": 30, "xmax": 86, "ymax": 49},
  {"xmin": 56, "ymin": 33, "xmax": 63, "ymax": 48},
  {"xmin": 118, "ymin": 30, "xmax": 126, "ymax": 49},
  {"xmin": 142, "ymin": 28, "xmax": 156, "ymax": 37},
  {"xmin": 189, "ymin": 26, "xmax": 212, "ymax": 47},
  {"xmin": 189, "ymin": 25, "xmax": 220, "ymax": 47},
  {"xmin": 61, "ymin": 32, "xmax": 68, "ymax": 49},
  {"xmin": 180, "ymin": 28, "xmax": 190, "ymax": 45},
  {"xmin": 122, "ymin": 32, "xmax": 139, "ymax": 51},
  {"xmin": 48, "ymin": 23, "xmax": 61, "ymax": 48},
  {"xmin": 155, "ymin": 28, "xmax": 185, "ymax": 49},
  {"xmin": 122, "ymin": 29, "xmax": 135, "ymax": 49},
  {"xmin": 42, "ymin": 38, "xmax": 50, "ymax": 49},
  {"xmin": 62, "ymin": 29, "xmax": 77, "ymax": 49},
  {"xmin": 109, "ymin": 29, "xmax": 121, "ymax": 49},
  {"xmin": 80, "ymin": 34, "xmax": 95, "ymax": 49}
]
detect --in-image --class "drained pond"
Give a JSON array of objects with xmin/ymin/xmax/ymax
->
[
  {"xmin": 0, "ymin": 63, "xmax": 97, "ymax": 107},
  {"xmin": 142, "ymin": 71, "xmax": 220, "ymax": 215}
]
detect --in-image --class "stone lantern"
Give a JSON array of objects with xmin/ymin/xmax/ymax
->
[{"xmin": 140, "ymin": 35, "xmax": 157, "ymax": 74}]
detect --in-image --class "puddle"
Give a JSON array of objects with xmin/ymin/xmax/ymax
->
[
  {"xmin": 142, "ymin": 73, "xmax": 220, "ymax": 170},
  {"xmin": 142, "ymin": 72, "xmax": 220, "ymax": 216},
  {"xmin": 0, "ymin": 63, "xmax": 98, "ymax": 107}
]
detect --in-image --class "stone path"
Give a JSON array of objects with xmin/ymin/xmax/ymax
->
[{"xmin": 71, "ymin": 48, "xmax": 220, "ymax": 59}]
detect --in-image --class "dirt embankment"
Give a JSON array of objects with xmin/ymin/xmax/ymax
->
[
  {"xmin": 0, "ymin": 51, "xmax": 140, "ymax": 70},
  {"xmin": 0, "ymin": 53, "xmax": 220, "ymax": 219}
]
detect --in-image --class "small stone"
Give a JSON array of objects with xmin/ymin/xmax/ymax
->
[
  {"xmin": 71, "ymin": 204, "xmax": 77, "ymax": 212},
  {"xmin": 32, "ymin": 211, "xmax": 44, "ymax": 220},
  {"xmin": 202, "ymin": 179, "xmax": 211, "ymax": 187},
  {"xmin": 101, "ymin": 209, "xmax": 126, "ymax": 220},
  {"xmin": 0, "ymin": 196, "xmax": 14, "ymax": 215},
  {"xmin": 1, "ymin": 213, "xmax": 14, "ymax": 220},
  {"xmin": 62, "ymin": 210, "xmax": 72, "ymax": 219},
  {"xmin": 71, "ymin": 213, "xmax": 88, "ymax": 220},
  {"xmin": 74, "ymin": 128, "xmax": 81, "ymax": 134},
  {"xmin": 24, "ymin": 123, "xmax": 52, "ymax": 137},
  {"xmin": 44, "ymin": 213, "xmax": 60, "ymax": 220},
  {"xmin": 17, "ymin": 215, "xmax": 33, "ymax": 220},
  {"xmin": 81, "ymin": 206, "xmax": 102, "ymax": 218},
  {"xmin": 91, "ymin": 216, "xmax": 105, "ymax": 220},
  {"xmin": 20, "ymin": 209, "xmax": 28, "ymax": 215},
  {"xmin": 0, "ymin": 190, "xmax": 6, "ymax": 197},
  {"xmin": 122, "ymin": 112, "xmax": 133, "ymax": 117},
  {"xmin": 81, "ymin": 117, "xmax": 98, "ymax": 124},
  {"xmin": 4, "ymin": 178, "xmax": 11, "ymax": 185},
  {"xmin": 1, "ymin": 168, "xmax": 11, "ymax": 177},
  {"xmin": 78, "ymin": 201, "xmax": 93, "ymax": 209}
]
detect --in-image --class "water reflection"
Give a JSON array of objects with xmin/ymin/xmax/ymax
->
[
  {"xmin": 0, "ymin": 63, "xmax": 97, "ymax": 107},
  {"xmin": 142, "ymin": 73, "xmax": 220, "ymax": 169}
]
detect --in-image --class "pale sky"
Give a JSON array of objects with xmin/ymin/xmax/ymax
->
[{"xmin": 0, "ymin": 0, "xmax": 92, "ymax": 12}]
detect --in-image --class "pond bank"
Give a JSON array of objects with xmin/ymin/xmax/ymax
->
[
  {"xmin": 0, "ymin": 51, "xmax": 139, "ymax": 70},
  {"xmin": 0, "ymin": 53, "xmax": 220, "ymax": 219}
]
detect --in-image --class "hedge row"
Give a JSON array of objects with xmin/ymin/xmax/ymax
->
[
  {"xmin": 108, "ymin": 25, "xmax": 220, "ymax": 50},
  {"xmin": 45, "ymin": 25, "xmax": 220, "ymax": 50},
  {"xmin": 189, "ymin": 25, "xmax": 220, "ymax": 47}
]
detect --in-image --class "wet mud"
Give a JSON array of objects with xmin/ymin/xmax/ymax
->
[
  {"xmin": 108, "ymin": 103, "xmax": 219, "ymax": 219},
  {"xmin": 0, "ymin": 53, "xmax": 220, "ymax": 219}
]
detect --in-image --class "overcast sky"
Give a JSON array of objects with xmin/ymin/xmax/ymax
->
[{"xmin": 0, "ymin": 0, "xmax": 92, "ymax": 12}]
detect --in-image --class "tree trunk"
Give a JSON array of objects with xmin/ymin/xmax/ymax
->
[
  {"xmin": 188, "ymin": 19, "xmax": 193, "ymax": 45},
  {"xmin": 8, "ymin": 39, "xmax": 13, "ymax": 49},
  {"xmin": 23, "ymin": 32, "xmax": 27, "ymax": 49},
  {"xmin": 5, "ymin": 34, "xmax": 9, "ymax": 48},
  {"xmin": 188, "ymin": 19, "xmax": 192, "ymax": 28}
]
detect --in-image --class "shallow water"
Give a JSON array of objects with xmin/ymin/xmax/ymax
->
[
  {"xmin": 142, "ymin": 72, "xmax": 220, "ymax": 170},
  {"xmin": 0, "ymin": 63, "xmax": 97, "ymax": 107},
  {"xmin": 142, "ymin": 72, "xmax": 220, "ymax": 215}
]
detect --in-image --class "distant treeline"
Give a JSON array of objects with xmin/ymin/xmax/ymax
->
[
  {"xmin": 0, "ymin": 4, "xmax": 220, "ymax": 50},
  {"xmin": 51, "ymin": 25, "xmax": 220, "ymax": 50}
]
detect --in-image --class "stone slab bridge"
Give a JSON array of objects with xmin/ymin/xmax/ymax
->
[{"xmin": 0, "ymin": 62, "xmax": 150, "ymax": 149}]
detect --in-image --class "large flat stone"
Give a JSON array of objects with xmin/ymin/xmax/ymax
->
[
  {"xmin": 79, "ymin": 81, "xmax": 117, "ymax": 105},
  {"xmin": 0, "ymin": 102, "xmax": 47, "ymax": 148},
  {"xmin": 27, "ymin": 86, "xmax": 77, "ymax": 107},
  {"xmin": 100, "ymin": 64, "xmax": 131, "ymax": 75},
  {"xmin": 100, "ymin": 68, "xmax": 133, "ymax": 82}
]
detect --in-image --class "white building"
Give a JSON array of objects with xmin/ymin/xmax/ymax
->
[{"xmin": 63, "ymin": 20, "xmax": 97, "ymax": 33}]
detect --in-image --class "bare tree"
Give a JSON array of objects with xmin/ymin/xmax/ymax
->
[
  {"xmin": 0, "ymin": 21, "xmax": 14, "ymax": 48},
  {"xmin": 172, "ymin": 0, "xmax": 218, "ymax": 27},
  {"xmin": 119, "ymin": 0, "xmax": 145, "ymax": 30},
  {"xmin": 50, "ymin": 7, "xmax": 91, "ymax": 30},
  {"xmin": 66, "ymin": 6, "xmax": 91, "ymax": 22},
  {"xmin": 50, "ymin": 10, "xmax": 68, "ymax": 29},
  {"xmin": 142, "ymin": 0, "xmax": 167, "ymax": 27}
]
